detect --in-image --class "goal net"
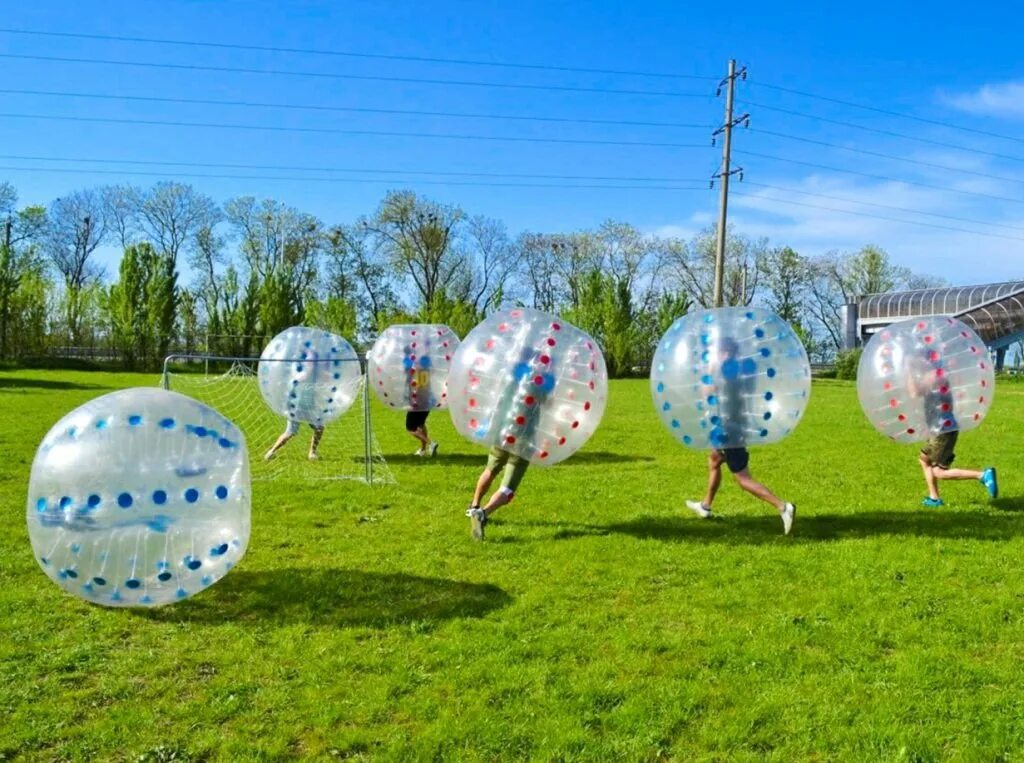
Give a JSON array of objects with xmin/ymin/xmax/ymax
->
[{"xmin": 160, "ymin": 355, "xmax": 394, "ymax": 485}]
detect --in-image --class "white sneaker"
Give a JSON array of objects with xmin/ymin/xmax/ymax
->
[
  {"xmin": 308, "ymin": 452, "xmax": 319, "ymax": 461},
  {"xmin": 264, "ymin": 450, "xmax": 276, "ymax": 462},
  {"xmin": 685, "ymin": 500, "xmax": 712, "ymax": 518},
  {"xmin": 466, "ymin": 507, "xmax": 487, "ymax": 541},
  {"xmin": 413, "ymin": 448, "xmax": 424, "ymax": 457},
  {"xmin": 429, "ymin": 441, "xmax": 439, "ymax": 457},
  {"xmin": 781, "ymin": 502, "xmax": 796, "ymax": 535}
]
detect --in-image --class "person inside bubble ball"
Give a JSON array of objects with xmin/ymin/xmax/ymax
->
[
  {"xmin": 264, "ymin": 361, "xmax": 325, "ymax": 462},
  {"xmin": 685, "ymin": 335, "xmax": 797, "ymax": 534},
  {"xmin": 908, "ymin": 353, "xmax": 998, "ymax": 507},
  {"xmin": 465, "ymin": 348, "xmax": 553, "ymax": 541},
  {"xmin": 404, "ymin": 343, "xmax": 439, "ymax": 457}
]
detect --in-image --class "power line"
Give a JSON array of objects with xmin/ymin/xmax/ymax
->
[
  {"xmin": 0, "ymin": 153, "xmax": 708, "ymax": 184},
  {"xmin": 752, "ymin": 127, "xmax": 1024, "ymax": 185},
  {"xmin": 0, "ymin": 53, "xmax": 712, "ymax": 98},
  {"xmin": 0, "ymin": 163, "xmax": 711, "ymax": 191},
  {"xmin": 743, "ymin": 180, "xmax": 1024, "ymax": 233},
  {"xmin": 0, "ymin": 112, "xmax": 711, "ymax": 149},
  {"xmin": 736, "ymin": 149, "xmax": 1024, "ymax": 206},
  {"xmin": 0, "ymin": 27, "xmax": 718, "ymax": 81},
  {"xmin": 749, "ymin": 80, "xmax": 1024, "ymax": 146},
  {"xmin": 0, "ymin": 87, "xmax": 711, "ymax": 130},
  {"xmin": 740, "ymin": 101, "xmax": 1024, "ymax": 164},
  {"xmin": 732, "ymin": 190, "xmax": 1024, "ymax": 242}
]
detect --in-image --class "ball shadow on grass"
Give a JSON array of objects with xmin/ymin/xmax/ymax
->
[
  {"xmin": 0, "ymin": 377, "xmax": 111, "ymax": 391},
  {"xmin": 377, "ymin": 451, "xmax": 654, "ymax": 467},
  {"xmin": 137, "ymin": 568, "xmax": 513, "ymax": 627},
  {"xmin": 524, "ymin": 509, "xmax": 1024, "ymax": 544}
]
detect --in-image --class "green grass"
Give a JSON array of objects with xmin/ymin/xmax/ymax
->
[{"xmin": 2, "ymin": 370, "xmax": 1024, "ymax": 761}]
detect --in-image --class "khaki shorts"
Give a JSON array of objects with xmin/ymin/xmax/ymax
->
[
  {"xmin": 486, "ymin": 446, "xmax": 530, "ymax": 494},
  {"xmin": 921, "ymin": 431, "xmax": 958, "ymax": 469}
]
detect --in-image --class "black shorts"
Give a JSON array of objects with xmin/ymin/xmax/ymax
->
[
  {"xmin": 717, "ymin": 447, "xmax": 750, "ymax": 473},
  {"xmin": 405, "ymin": 410, "xmax": 429, "ymax": 432}
]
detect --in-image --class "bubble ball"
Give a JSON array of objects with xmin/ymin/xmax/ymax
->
[
  {"xmin": 650, "ymin": 306, "xmax": 811, "ymax": 450},
  {"xmin": 448, "ymin": 307, "xmax": 608, "ymax": 466},
  {"xmin": 258, "ymin": 326, "xmax": 361, "ymax": 427},
  {"xmin": 367, "ymin": 324, "xmax": 461, "ymax": 411},
  {"xmin": 856, "ymin": 315, "xmax": 994, "ymax": 443},
  {"xmin": 26, "ymin": 387, "xmax": 251, "ymax": 607}
]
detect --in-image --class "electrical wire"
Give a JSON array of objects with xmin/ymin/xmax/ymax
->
[{"xmin": 0, "ymin": 27, "xmax": 719, "ymax": 81}]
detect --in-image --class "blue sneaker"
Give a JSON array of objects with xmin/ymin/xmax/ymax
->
[
  {"xmin": 922, "ymin": 497, "xmax": 944, "ymax": 508},
  {"xmin": 981, "ymin": 468, "xmax": 998, "ymax": 499}
]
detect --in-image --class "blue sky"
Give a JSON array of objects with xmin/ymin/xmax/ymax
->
[{"xmin": 1, "ymin": 0, "xmax": 1023, "ymax": 283}]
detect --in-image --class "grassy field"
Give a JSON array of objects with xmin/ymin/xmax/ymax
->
[{"xmin": 2, "ymin": 369, "xmax": 1024, "ymax": 761}]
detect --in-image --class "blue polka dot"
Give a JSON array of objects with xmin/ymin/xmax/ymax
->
[
  {"xmin": 333, "ymin": 373, "xmax": 340, "ymax": 380},
  {"xmin": 701, "ymin": 374, "xmax": 713, "ymax": 385},
  {"xmin": 152, "ymin": 490, "xmax": 167, "ymax": 505},
  {"xmin": 710, "ymin": 415, "xmax": 721, "ymax": 425},
  {"xmin": 745, "ymin": 311, "xmax": 755, "ymax": 319},
  {"xmin": 671, "ymin": 419, "xmax": 680, "ymax": 428},
  {"xmin": 662, "ymin": 402, "xmax": 671, "ymax": 411},
  {"xmin": 70, "ymin": 543, "xmax": 81, "ymax": 554},
  {"xmin": 760, "ymin": 348, "xmax": 771, "ymax": 357},
  {"xmin": 741, "ymin": 358, "xmax": 758, "ymax": 375},
  {"xmin": 184, "ymin": 488, "xmax": 199, "ymax": 504},
  {"xmin": 764, "ymin": 391, "xmax": 773, "ymax": 401},
  {"xmin": 301, "ymin": 351, "xmax": 308, "ymax": 360},
  {"xmin": 754, "ymin": 329, "xmax": 765, "ymax": 339},
  {"xmin": 295, "ymin": 364, "xmax": 303, "ymax": 372},
  {"xmin": 420, "ymin": 356, "xmax": 432, "ymax": 369},
  {"xmin": 157, "ymin": 571, "xmax": 173, "ymax": 582},
  {"xmin": 682, "ymin": 434, "xmax": 693, "ymax": 444},
  {"xmin": 291, "ymin": 379, "xmax": 298, "ymax": 386},
  {"xmin": 184, "ymin": 556, "xmax": 202, "ymax": 570},
  {"xmin": 327, "ymin": 398, "xmax": 334, "ymax": 404},
  {"xmin": 304, "ymin": 340, "xmax": 312, "ymax": 348},
  {"xmin": 95, "ymin": 419, "xmax": 107, "ymax": 429},
  {"xmin": 125, "ymin": 578, "xmax": 141, "ymax": 589},
  {"xmin": 159, "ymin": 418, "xmax": 175, "ymax": 429},
  {"xmin": 218, "ymin": 438, "xmax": 233, "ymax": 448},
  {"xmin": 210, "ymin": 543, "xmax": 229, "ymax": 556},
  {"xmin": 177, "ymin": 588, "xmax": 188, "ymax": 598},
  {"xmin": 65, "ymin": 569, "xmax": 78, "ymax": 579},
  {"xmin": 87, "ymin": 494, "xmax": 101, "ymax": 509},
  {"xmin": 703, "ymin": 313, "xmax": 714, "ymax": 323},
  {"xmin": 656, "ymin": 382, "xmax": 664, "ymax": 393},
  {"xmin": 763, "ymin": 411, "xmax": 773, "ymax": 420},
  {"xmin": 128, "ymin": 415, "xmax": 142, "ymax": 426},
  {"xmin": 215, "ymin": 485, "xmax": 228, "ymax": 500},
  {"xmin": 657, "ymin": 363, "xmax": 665, "ymax": 373},
  {"xmin": 721, "ymin": 359, "xmax": 740, "ymax": 380},
  {"xmin": 59, "ymin": 496, "xmax": 72, "ymax": 509},
  {"xmin": 193, "ymin": 426, "xmax": 207, "ymax": 437},
  {"xmin": 701, "ymin": 351, "xmax": 710, "ymax": 363},
  {"xmin": 66, "ymin": 426, "xmax": 77, "ymax": 438},
  {"xmin": 201, "ymin": 575, "xmax": 213, "ymax": 586},
  {"xmin": 331, "ymin": 386, "xmax": 337, "ymax": 393},
  {"xmin": 333, "ymin": 360, "xmax": 341, "ymax": 367},
  {"xmin": 760, "ymin": 429, "xmax": 769, "ymax": 437},
  {"xmin": 700, "ymin": 334, "xmax": 711, "ymax": 346},
  {"xmin": 767, "ymin": 368, "xmax": 777, "ymax": 378},
  {"xmin": 707, "ymin": 394, "xmax": 718, "ymax": 405},
  {"xmin": 117, "ymin": 492, "xmax": 133, "ymax": 508},
  {"xmin": 92, "ymin": 576, "xmax": 106, "ymax": 586}
]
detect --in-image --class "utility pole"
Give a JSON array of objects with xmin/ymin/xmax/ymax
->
[{"xmin": 712, "ymin": 60, "xmax": 748, "ymax": 307}]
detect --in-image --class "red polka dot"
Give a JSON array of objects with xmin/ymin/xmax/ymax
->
[
  {"xmin": 889, "ymin": 399, "xmax": 898, "ymax": 408},
  {"xmin": 589, "ymin": 381, "xmax": 595, "ymax": 390},
  {"xmin": 936, "ymin": 369, "xmax": 945, "ymax": 377},
  {"xmin": 378, "ymin": 380, "xmax": 384, "ymax": 386},
  {"xmin": 883, "ymin": 382, "xmax": 893, "ymax": 391},
  {"xmin": 944, "ymin": 419, "xmax": 953, "ymax": 428},
  {"xmin": 929, "ymin": 351, "xmax": 939, "ymax": 361},
  {"xmin": 558, "ymin": 437, "xmax": 567, "ymax": 445},
  {"xmin": 916, "ymin": 322, "xmax": 926, "ymax": 330},
  {"xmin": 534, "ymin": 375, "xmax": 544, "ymax": 385},
  {"xmin": 898, "ymin": 414, "xmax": 907, "ymax": 422},
  {"xmin": 540, "ymin": 354, "xmax": 550, "ymax": 364},
  {"xmin": 469, "ymin": 418, "xmax": 478, "ymax": 428},
  {"xmin": 445, "ymin": 355, "xmax": 451, "ymax": 361},
  {"xmin": 970, "ymin": 346, "xmax": 978, "ymax": 354},
  {"xmin": 469, "ymin": 398, "xmax": 477, "ymax": 407},
  {"xmin": 411, "ymin": 330, "xmax": 417, "ymax": 336},
  {"xmin": 443, "ymin": 342, "xmax": 449, "ymax": 347},
  {"xmin": 589, "ymin": 362, "xmax": 596, "ymax": 371},
  {"xmin": 551, "ymin": 322, "xmax": 561, "ymax": 330},
  {"xmin": 571, "ymin": 421, "xmax": 580, "ymax": 429},
  {"xmin": 539, "ymin": 451, "xmax": 548, "ymax": 459},
  {"xmin": 974, "ymin": 413, "xmax": 981, "ymax": 421},
  {"xmin": 907, "ymin": 428, "xmax": 916, "ymax": 434},
  {"xmin": 962, "ymin": 331, "xmax": 970, "ymax": 338},
  {"xmin": 525, "ymin": 395, "xmax": 536, "ymax": 406},
  {"xmin": 584, "ymin": 402, "xmax": 591, "ymax": 411},
  {"xmin": 981, "ymin": 380, "xmax": 988, "ymax": 387},
  {"xmin": 547, "ymin": 338, "xmax": 556, "ymax": 347},
  {"xmin": 512, "ymin": 310, "xmax": 523, "ymax": 318},
  {"xmin": 442, "ymin": 392, "xmax": 447, "ymax": 398},
  {"xmin": 980, "ymin": 362, "xmax": 987, "ymax": 369},
  {"xmin": 437, "ymin": 329, "xmax": 444, "ymax": 336},
  {"xmin": 498, "ymin": 323, "xmax": 508, "ymax": 332},
  {"xmin": 941, "ymin": 403, "xmax": 950, "ymax": 411},
  {"xmin": 411, "ymin": 381, "xmax": 418, "ymax": 388},
  {"xmin": 506, "ymin": 435, "xmax": 516, "ymax": 444},
  {"xmin": 515, "ymin": 416, "xmax": 526, "ymax": 425},
  {"xmin": 587, "ymin": 342, "xmax": 593, "ymax": 350},
  {"xmin": 924, "ymin": 336, "xmax": 933, "ymax": 344},
  {"xmin": 979, "ymin": 396, "xmax": 985, "ymax": 404},
  {"xmin": 411, "ymin": 343, "xmax": 417, "ymax": 349}
]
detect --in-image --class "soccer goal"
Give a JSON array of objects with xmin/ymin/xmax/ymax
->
[{"xmin": 160, "ymin": 354, "xmax": 394, "ymax": 485}]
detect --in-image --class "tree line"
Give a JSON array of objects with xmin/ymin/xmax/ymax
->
[{"xmin": 0, "ymin": 180, "xmax": 944, "ymax": 374}]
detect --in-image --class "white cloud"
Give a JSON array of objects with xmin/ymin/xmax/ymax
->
[{"xmin": 941, "ymin": 81, "xmax": 1024, "ymax": 119}]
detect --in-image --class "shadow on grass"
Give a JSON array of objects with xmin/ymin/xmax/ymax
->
[
  {"xmin": 522, "ymin": 510, "xmax": 1024, "ymax": 544},
  {"xmin": 381, "ymin": 450, "xmax": 654, "ymax": 467},
  {"xmin": 993, "ymin": 497, "xmax": 1024, "ymax": 512},
  {"xmin": 139, "ymin": 567, "xmax": 512, "ymax": 627},
  {"xmin": 0, "ymin": 377, "xmax": 110, "ymax": 391}
]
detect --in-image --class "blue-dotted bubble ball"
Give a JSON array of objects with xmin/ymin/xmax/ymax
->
[
  {"xmin": 856, "ymin": 315, "xmax": 994, "ymax": 443},
  {"xmin": 26, "ymin": 387, "xmax": 250, "ymax": 608},
  {"xmin": 650, "ymin": 306, "xmax": 811, "ymax": 450},
  {"xmin": 448, "ymin": 307, "xmax": 608, "ymax": 466},
  {"xmin": 368, "ymin": 324, "xmax": 460, "ymax": 411},
  {"xmin": 258, "ymin": 326, "xmax": 361, "ymax": 427}
]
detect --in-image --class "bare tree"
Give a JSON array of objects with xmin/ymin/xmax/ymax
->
[
  {"xmin": 464, "ymin": 215, "xmax": 518, "ymax": 312},
  {"xmin": 102, "ymin": 184, "xmax": 140, "ymax": 250},
  {"xmin": 135, "ymin": 182, "xmax": 220, "ymax": 266},
  {"xmin": 666, "ymin": 224, "xmax": 768, "ymax": 308}
]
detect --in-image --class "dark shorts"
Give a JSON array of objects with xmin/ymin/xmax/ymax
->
[
  {"xmin": 405, "ymin": 410, "xmax": 429, "ymax": 432},
  {"xmin": 285, "ymin": 420, "xmax": 324, "ymax": 437},
  {"xmin": 486, "ymin": 446, "xmax": 530, "ymax": 494},
  {"xmin": 921, "ymin": 431, "xmax": 958, "ymax": 469},
  {"xmin": 717, "ymin": 447, "xmax": 750, "ymax": 474}
]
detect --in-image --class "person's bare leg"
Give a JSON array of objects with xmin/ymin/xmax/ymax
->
[
  {"xmin": 265, "ymin": 432, "xmax": 293, "ymax": 459},
  {"xmin": 472, "ymin": 469, "xmax": 496, "ymax": 507},
  {"xmin": 733, "ymin": 468, "xmax": 786, "ymax": 512},
  {"xmin": 934, "ymin": 466, "xmax": 983, "ymax": 481},
  {"xmin": 308, "ymin": 427, "xmax": 324, "ymax": 459},
  {"xmin": 920, "ymin": 454, "xmax": 940, "ymax": 500},
  {"xmin": 703, "ymin": 452, "xmax": 724, "ymax": 508},
  {"xmin": 409, "ymin": 427, "xmax": 430, "ymax": 452},
  {"xmin": 482, "ymin": 488, "xmax": 513, "ymax": 514}
]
